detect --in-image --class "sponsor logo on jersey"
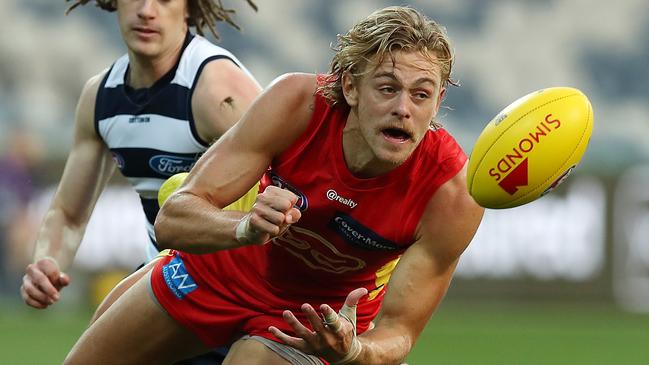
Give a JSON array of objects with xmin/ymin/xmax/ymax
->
[
  {"xmin": 329, "ymin": 212, "xmax": 399, "ymax": 251},
  {"xmin": 149, "ymin": 155, "xmax": 195, "ymax": 176},
  {"xmin": 162, "ymin": 256, "xmax": 197, "ymax": 299},
  {"xmin": 268, "ymin": 171, "xmax": 308, "ymax": 211},
  {"xmin": 128, "ymin": 116, "xmax": 150, "ymax": 124},
  {"xmin": 489, "ymin": 114, "xmax": 562, "ymax": 195},
  {"xmin": 326, "ymin": 189, "xmax": 357, "ymax": 209},
  {"xmin": 111, "ymin": 151, "xmax": 125, "ymax": 170}
]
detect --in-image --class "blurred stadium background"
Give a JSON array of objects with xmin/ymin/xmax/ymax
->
[{"xmin": 1, "ymin": 0, "xmax": 648, "ymax": 364}]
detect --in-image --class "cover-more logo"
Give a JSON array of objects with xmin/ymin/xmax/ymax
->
[{"xmin": 489, "ymin": 114, "xmax": 561, "ymax": 195}]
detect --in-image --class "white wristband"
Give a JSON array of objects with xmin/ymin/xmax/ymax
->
[
  {"xmin": 331, "ymin": 337, "xmax": 362, "ymax": 365},
  {"xmin": 235, "ymin": 214, "xmax": 253, "ymax": 245}
]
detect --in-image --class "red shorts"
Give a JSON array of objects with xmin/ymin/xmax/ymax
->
[{"xmin": 151, "ymin": 250, "xmax": 300, "ymax": 348}]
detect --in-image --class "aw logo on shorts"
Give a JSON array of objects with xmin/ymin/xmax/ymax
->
[{"xmin": 162, "ymin": 256, "xmax": 198, "ymax": 299}]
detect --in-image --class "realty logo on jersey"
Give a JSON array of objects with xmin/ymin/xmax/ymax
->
[{"xmin": 488, "ymin": 114, "xmax": 562, "ymax": 195}]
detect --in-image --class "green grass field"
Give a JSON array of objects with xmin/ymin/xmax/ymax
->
[{"xmin": 2, "ymin": 299, "xmax": 648, "ymax": 364}]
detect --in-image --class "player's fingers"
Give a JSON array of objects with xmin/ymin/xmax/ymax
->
[
  {"xmin": 250, "ymin": 203, "xmax": 287, "ymax": 228},
  {"xmin": 285, "ymin": 207, "xmax": 301, "ymax": 225},
  {"xmin": 23, "ymin": 294, "xmax": 49, "ymax": 309},
  {"xmin": 260, "ymin": 186, "xmax": 298, "ymax": 212},
  {"xmin": 56, "ymin": 272, "xmax": 71, "ymax": 289},
  {"xmin": 26, "ymin": 265, "xmax": 60, "ymax": 299},
  {"xmin": 321, "ymin": 304, "xmax": 343, "ymax": 332},
  {"xmin": 21, "ymin": 277, "xmax": 54, "ymax": 307},
  {"xmin": 343, "ymin": 287, "xmax": 368, "ymax": 308},
  {"xmin": 282, "ymin": 309, "xmax": 316, "ymax": 339},
  {"xmin": 268, "ymin": 326, "xmax": 307, "ymax": 351},
  {"xmin": 300, "ymin": 303, "xmax": 326, "ymax": 333}
]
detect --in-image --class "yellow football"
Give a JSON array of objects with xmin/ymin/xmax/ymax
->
[
  {"xmin": 158, "ymin": 172, "xmax": 189, "ymax": 207},
  {"xmin": 467, "ymin": 87, "xmax": 593, "ymax": 209},
  {"xmin": 157, "ymin": 172, "xmax": 260, "ymax": 212}
]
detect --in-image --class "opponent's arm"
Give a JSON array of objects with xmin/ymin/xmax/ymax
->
[
  {"xmin": 191, "ymin": 58, "xmax": 262, "ymax": 143},
  {"xmin": 21, "ymin": 73, "xmax": 117, "ymax": 309},
  {"xmin": 355, "ymin": 165, "xmax": 484, "ymax": 364},
  {"xmin": 155, "ymin": 73, "xmax": 316, "ymax": 253}
]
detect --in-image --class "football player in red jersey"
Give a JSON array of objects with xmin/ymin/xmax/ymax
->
[{"xmin": 65, "ymin": 6, "xmax": 484, "ymax": 365}]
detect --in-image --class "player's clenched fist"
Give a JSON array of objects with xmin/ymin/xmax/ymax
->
[
  {"xmin": 235, "ymin": 185, "xmax": 302, "ymax": 245},
  {"xmin": 20, "ymin": 257, "xmax": 71, "ymax": 309}
]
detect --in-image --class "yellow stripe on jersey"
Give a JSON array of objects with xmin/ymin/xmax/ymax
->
[{"xmin": 368, "ymin": 256, "xmax": 401, "ymax": 301}]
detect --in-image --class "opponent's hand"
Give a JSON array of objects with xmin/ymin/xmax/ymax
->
[
  {"xmin": 235, "ymin": 185, "xmax": 302, "ymax": 245},
  {"xmin": 269, "ymin": 288, "xmax": 368, "ymax": 364},
  {"xmin": 20, "ymin": 257, "xmax": 71, "ymax": 309}
]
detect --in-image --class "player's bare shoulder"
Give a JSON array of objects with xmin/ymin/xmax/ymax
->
[
  {"xmin": 418, "ymin": 164, "xmax": 484, "ymax": 256},
  {"xmin": 267, "ymin": 72, "xmax": 319, "ymax": 113},
  {"xmin": 74, "ymin": 69, "xmax": 109, "ymax": 131}
]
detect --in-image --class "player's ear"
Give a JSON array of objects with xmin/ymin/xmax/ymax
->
[
  {"xmin": 434, "ymin": 87, "xmax": 446, "ymax": 115},
  {"xmin": 342, "ymin": 72, "xmax": 359, "ymax": 107}
]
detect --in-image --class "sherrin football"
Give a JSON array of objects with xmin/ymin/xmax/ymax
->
[{"xmin": 467, "ymin": 87, "xmax": 593, "ymax": 209}]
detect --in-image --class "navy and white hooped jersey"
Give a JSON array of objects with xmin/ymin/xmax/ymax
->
[{"xmin": 95, "ymin": 33, "xmax": 256, "ymax": 260}]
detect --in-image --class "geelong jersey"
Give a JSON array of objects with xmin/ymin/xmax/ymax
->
[
  {"xmin": 95, "ymin": 33, "xmax": 255, "ymax": 260},
  {"xmin": 179, "ymin": 92, "xmax": 467, "ymax": 336}
]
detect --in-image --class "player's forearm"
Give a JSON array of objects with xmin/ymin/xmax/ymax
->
[
  {"xmin": 33, "ymin": 209, "xmax": 85, "ymax": 270},
  {"xmin": 155, "ymin": 191, "xmax": 245, "ymax": 253},
  {"xmin": 352, "ymin": 328, "xmax": 413, "ymax": 365}
]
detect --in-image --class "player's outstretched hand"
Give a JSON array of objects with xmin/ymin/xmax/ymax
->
[
  {"xmin": 235, "ymin": 185, "xmax": 302, "ymax": 245},
  {"xmin": 269, "ymin": 288, "xmax": 368, "ymax": 364},
  {"xmin": 20, "ymin": 257, "xmax": 71, "ymax": 309}
]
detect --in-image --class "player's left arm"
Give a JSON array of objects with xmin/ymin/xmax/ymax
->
[
  {"xmin": 191, "ymin": 58, "xmax": 262, "ymax": 143},
  {"xmin": 270, "ymin": 164, "xmax": 484, "ymax": 364},
  {"xmin": 356, "ymin": 164, "xmax": 484, "ymax": 364}
]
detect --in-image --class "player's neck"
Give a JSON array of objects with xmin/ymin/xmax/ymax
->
[{"xmin": 126, "ymin": 41, "xmax": 183, "ymax": 89}]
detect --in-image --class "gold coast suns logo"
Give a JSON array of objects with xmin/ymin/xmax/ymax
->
[
  {"xmin": 273, "ymin": 226, "xmax": 365, "ymax": 274},
  {"xmin": 489, "ymin": 114, "xmax": 561, "ymax": 195}
]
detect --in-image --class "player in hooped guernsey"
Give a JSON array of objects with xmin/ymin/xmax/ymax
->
[{"xmin": 95, "ymin": 32, "xmax": 256, "ymax": 261}]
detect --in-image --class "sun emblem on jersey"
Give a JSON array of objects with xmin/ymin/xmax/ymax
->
[
  {"xmin": 267, "ymin": 171, "xmax": 308, "ymax": 211},
  {"xmin": 272, "ymin": 226, "xmax": 365, "ymax": 274}
]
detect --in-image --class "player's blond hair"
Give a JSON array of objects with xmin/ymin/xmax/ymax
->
[
  {"xmin": 319, "ymin": 6, "xmax": 457, "ymax": 106},
  {"xmin": 65, "ymin": 0, "xmax": 257, "ymax": 39}
]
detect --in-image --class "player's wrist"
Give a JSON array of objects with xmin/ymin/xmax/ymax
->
[
  {"xmin": 331, "ymin": 337, "xmax": 362, "ymax": 365},
  {"xmin": 234, "ymin": 214, "xmax": 264, "ymax": 246}
]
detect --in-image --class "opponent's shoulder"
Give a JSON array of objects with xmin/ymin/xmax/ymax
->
[
  {"xmin": 74, "ymin": 70, "xmax": 109, "ymax": 134},
  {"xmin": 78, "ymin": 69, "xmax": 109, "ymax": 107}
]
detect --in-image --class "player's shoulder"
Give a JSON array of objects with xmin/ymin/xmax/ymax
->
[
  {"xmin": 79, "ymin": 69, "xmax": 110, "ymax": 103},
  {"xmin": 267, "ymin": 73, "xmax": 318, "ymax": 104}
]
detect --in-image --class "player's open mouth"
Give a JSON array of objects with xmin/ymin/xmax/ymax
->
[{"xmin": 381, "ymin": 127, "xmax": 412, "ymax": 143}]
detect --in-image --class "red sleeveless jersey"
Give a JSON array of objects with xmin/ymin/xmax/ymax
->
[{"xmin": 156, "ymin": 92, "xmax": 466, "ymax": 345}]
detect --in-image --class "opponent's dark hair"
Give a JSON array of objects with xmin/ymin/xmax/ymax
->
[{"xmin": 65, "ymin": 0, "xmax": 257, "ymax": 39}]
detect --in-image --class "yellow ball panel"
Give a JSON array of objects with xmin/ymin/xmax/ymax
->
[{"xmin": 468, "ymin": 87, "xmax": 593, "ymax": 208}]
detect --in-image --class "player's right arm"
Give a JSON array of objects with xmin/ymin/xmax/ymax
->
[
  {"xmin": 21, "ymin": 72, "xmax": 117, "ymax": 309},
  {"xmin": 155, "ymin": 73, "xmax": 316, "ymax": 253}
]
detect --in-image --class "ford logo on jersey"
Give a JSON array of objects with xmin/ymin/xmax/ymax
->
[{"xmin": 149, "ymin": 155, "xmax": 195, "ymax": 176}]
